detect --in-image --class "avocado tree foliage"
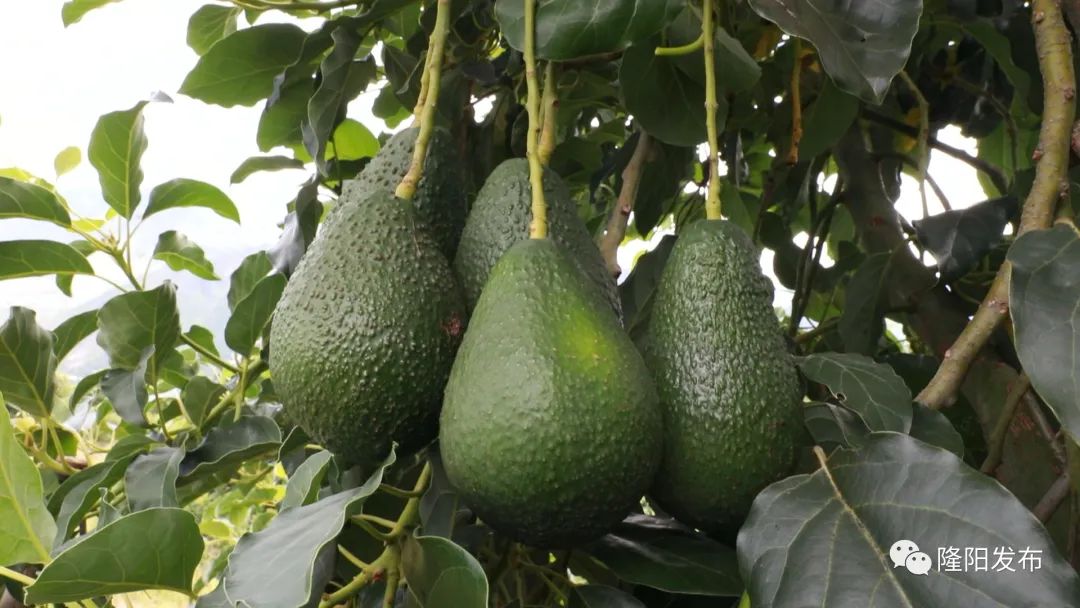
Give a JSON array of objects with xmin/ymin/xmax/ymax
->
[{"xmin": 3, "ymin": 0, "xmax": 1080, "ymax": 605}]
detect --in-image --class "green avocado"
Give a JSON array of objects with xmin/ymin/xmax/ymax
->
[
  {"xmin": 270, "ymin": 189, "xmax": 466, "ymax": 470},
  {"xmin": 647, "ymin": 219, "xmax": 803, "ymax": 535},
  {"xmin": 453, "ymin": 158, "xmax": 620, "ymax": 318},
  {"xmin": 440, "ymin": 239, "xmax": 662, "ymax": 547},
  {"xmin": 346, "ymin": 126, "xmax": 468, "ymax": 258}
]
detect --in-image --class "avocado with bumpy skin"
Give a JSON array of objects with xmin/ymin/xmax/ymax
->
[
  {"xmin": 453, "ymin": 159, "xmax": 620, "ymax": 318},
  {"xmin": 647, "ymin": 219, "xmax": 803, "ymax": 535},
  {"xmin": 440, "ymin": 239, "xmax": 662, "ymax": 547},
  {"xmin": 346, "ymin": 126, "xmax": 468, "ymax": 259},
  {"xmin": 270, "ymin": 188, "xmax": 466, "ymax": 471}
]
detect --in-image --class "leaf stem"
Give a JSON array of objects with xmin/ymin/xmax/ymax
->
[
  {"xmin": 378, "ymin": 483, "xmax": 425, "ymax": 499},
  {"xmin": 395, "ymin": 0, "xmax": 452, "ymax": 201},
  {"xmin": 655, "ymin": 32, "xmax": 704, "ymax": 56},
  {"xmin": 337, "ymin": 545, "xmax": 369, "ymax": 570},
  {"xmin": 0, "ymin": 566, "xmax": 35, "ymax": 586},
  {"xmin": 786, "ymin": 39, "xmax": 803, "ymax": 166},
  {"xmin": 180, "ymin": 334, "xmax": 240, "ymax": 374},
  {"xmin": 524, "ymin": 0, "xmax": 548, "ymax": 239},
  {"xmin": 319, "ymin": 544, "xmax": 396, "ymax": 608},
  {"xmin": 537, "ymin": 62, "xmax": 558, "ymax": 166},
  {"xmin": 980, "ymin": 374, "xmax": 1032, "ymax": 474},
  {"xmin": 702, "ymin": 0, "xmax": 722, "ymax": 220},
  {"xmin": 356, "ymin": 513, "xmax": 398, "ymax": 529},
  {"xmin": 598, "ymin": 131, "xmax": 652, "ymax": 277}
]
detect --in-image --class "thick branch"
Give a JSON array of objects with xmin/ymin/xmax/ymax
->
[
  {"xmin": 916, "ymin": 0, "xmax": 1075, "ymax": 410},
  {"xmin": 598, "ymin": 132, "xmax": 652, "ymax": 277},
  {"xmin": 702, "ymin": 0, "xmax": 722, "ymax": 219},
  {"xmin": 1034, "ymin": 474, "xmax": 1071, "ymax": 523},
  {"xmin": 523, "ymin": 0, "xmax": 547, "ymax": 239}
]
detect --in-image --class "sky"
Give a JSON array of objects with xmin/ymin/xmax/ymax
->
[{"xmin": 0, "ymin": 1, "xmax": 988, "ymax": 377}]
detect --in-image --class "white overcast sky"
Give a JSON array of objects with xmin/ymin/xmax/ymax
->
[{"xmin": 0, "ymin": 1, "xmax": 988, "ymax": 376}]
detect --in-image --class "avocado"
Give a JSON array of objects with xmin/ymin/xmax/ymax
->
[
  {"xmin": 270, "ymin": 189, "xmax": 466, "ymax": 470},
  {"xmin": 440, "ymin": 239, "xmax": 662, "ymax": 547},
  {"xmin": 453, "ymin": 159, "xmax": 621, "ymax": 318},
  {"xmin": 346, "ymin": 126, "xmax": 468, "ymax": 258},
  {"xmin": 647, "ymin": 220, "xmax": 803, "ymax": 535}
]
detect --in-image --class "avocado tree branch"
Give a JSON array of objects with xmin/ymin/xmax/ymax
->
[
  {"xmin": 598, "ymin": 131, "xmax": 652, "ymax": 277},
  {"xmin": 0, "ymin": 566, "xmax": 35, "ymax": 587},
  {"xmin": 915, "ymin": 0, "xmax": 1074, "ymax": 410},
  {"xmin": 786, "ymin": 39, "xmax": 803, "ymax": 166},
  {"xmin": 538, "ymin": 62, "xmax": 558, "ymax": 166},
  {"xmin": 524, "ymin": 0, "xmax": 548, "ymax": 238},
  {"xmin": 980, "ymin": 374, "xmax": 1032, "ymax": 474},
  {"xmin": 702, "ymin": 0, "xmax": 722, "ymax": 220},
  {"xmin": 655, "ymin": 32, "xmax": 704, "ymax": 56},
  {"xmin": 1033, "ymin": 473, "xmax": 1071, "ymax": 523},
  {"xmin": 395, "ymin": 0, "xmax": 451, "ymax": 201}
]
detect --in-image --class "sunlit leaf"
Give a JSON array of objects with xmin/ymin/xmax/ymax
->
[
  {"xmin": 0, "ymin": 400, "xmax": 56, "ymax": 565},
  {"xmin": 281, "ymin": 450, "xmax": 335, "ymax": 511},
  {"xmin": 0, "ymin": 240, "xmax": 92, "ymax": 280},
  {"xmin": 187, "ymin": 4, "xmax": 240, "ymax": 55},
  {"xmin": 0, "ymin": 307, "xmax": 57, "ymax": 417},
  {"xmin": 0, "ymin": 177, "xmax": 71, "ymax": 226},
  {"xmin": 144, "ymin": 178, "xmax": 240, "ymax": 223},
  {"xmin": 96, "ymin": 283, "xmax": 181, "ymax": 370},
  {"xmin": 153, "ymin": 231, "xmax": 219, "ymax": 280},
  {"xmin": 52, "ymin": 309, "xmax": 98, "ymax": 362},
  {"xmin": 61, "ymin": 0, "xmax": 125, "ymax": 26},
  {"xmin": 53, "ymin": 146, "xmax": 82, "ymax": 177},
  {"xmin": 230, "ymin": 155, "xmax": 305, "ymax": 184},
  {"xmin": 88, "ymin": 99, "xmax": 160, "ymax": 218}
]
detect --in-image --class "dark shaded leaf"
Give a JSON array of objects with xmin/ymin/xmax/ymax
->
[
  {"xmin": 269, "ymin": 179, "xmax": 322, "ymax": 276},
  {"xmin": 0, "ymin": 307, "xmax": 57, "ymax": 417},
  {"xmin": 48, "ymin": 457, "xmax": 133, "ymax": 551},
  {"xmin": 153, "ymin": 230, "xmax": 219, "ymax": 280},
  {"xmin": 913, "ymin": 196, "xmax": 1017, "ymax": 282},
  {"xmin": 230, "ymin": 155, "xmax": 305, "ymax": 184},
  {"xmin": 181, "ymin": 376, "xmax": 225, "ymax": 428},
  {"xmin": 803, "ymin": 401, "xmax": 870, "ymax": 449},
  {"xmin": 69, "ymin": 370, "xmax": 105, "ymax": 409},
  {"xmin": 228, "ymin": 251, "xmax": 273, "ymax": 310},
  {"xmin": 26, "ymin": 508, "xmax": 204, "ymax": 604},
  {"xmin": 1008, "ymin": 224, "xmax": 1080, "ymax": 441},
  {"xmin": 144, "ymin": 178, "xmax": 240, "ymax": 223},
  {"xmin": 180, "ymin": 23, "xmax": 308, "ymax": 107},
  {"xmin": 106, "ymin": 434, "xmax": 160, "ymax": 461},
  {"xmin": 798, "ymin": 352, "xmax": 913, "ymax": 433},
  {"xmin": 909, "ymin": 402, "xmax": 965, "ymax": 458},
  {"xmin": 419, "ymin": 450, "xmax": 461, "ymax": 539},
  {"xmin": 583, "ymin": 514, "xmax": 741, "ymax": 596},
  {"xmin": 88, "ymin": 99, "xmax": 159, "ymax": 218},
  {"xmin": 96, "ymin": 282, "xmax": 180, "ymax": 370},
  {"xmin": 125, "ymin": 447, "xmax": 185, "ymax": 511},
  {"xmin": 184, "ymin": 324, "xmax": 220, "ymax": 357},
  {"xmin": 52, "ymin": 309, "xmax": 98, "ymax": 362},
  {"xmin": 179, "ymin": 416, "xmax": 282, "ymax": 484},
  {"xmin": 0, "ymin": 177, "xmax": 71, "ymax": 226},
  {"xmin": 631, "ymin": 142, "xmax": 694, "ymax": 236},
  {"xmin": 225, "ymin": 273, "xmax": 286, "ymax": 354},
  {"xmin": 570, "ymin": 585, "xmax": 646, "ymax": 608},
  {"xmin": 747, "ymin": 0, "xmax": 922, "ymax": 103},
  {"xmin": 187, "ymin": 4, "xmax": 240, "ymax": 55},
  {"xmin": 799, "ymin": 79, "xmax": 859, "ymax": 161},
  {"xmin": 100, "ymin": 350, "xmax": 150, "ymax": 426},
  {"xmin": 304, "ymin": 25, "xmax": 364, "ymax": 175},
  {"xmin": 619, "ymin": 235, "xmax": 677, "ymax": 339},
  {"xmin": 0, "ymin": 401, "xmax": 56, "ymax": 565},
  {"xmin": 0, "ymin": 240, "xmax": 92, "ymax": 280},
  {"xmin": 838, "ymin": 252, "xmax": 891, "ymax": 355},
  {"xmin": 738, "ymin": 433, "xmax": 1080, "ymax": 607},
  {"xmin": 401, "ymin": 534, "xmax": 489, "ymax": 606}
]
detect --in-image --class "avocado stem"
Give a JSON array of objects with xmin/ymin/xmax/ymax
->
[
  {"xmin": 523, "ymin": 0, "xmax": 549, "ymax": 239},
  {"xmin": 702, "ymin": 0, "xmax": 722, "ymax": 220},
  {"xmin": 655, "ymin": 32, "xmax": 704, "ymax": 57},
  {"xmin": 537, "ymin": 61, "xmax": 558, "ymax": 166},
  {"xmin": 395, "ymin": 0, "xmax": 451, "ymax": 202}
]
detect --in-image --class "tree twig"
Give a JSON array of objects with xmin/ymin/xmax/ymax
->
[
  {"xmin": 1033, "ymin": 473, "xmax": 1071, "ymax": 523},
  {"xmin": 538, "ymin": 62, "xmax": 558, "ymax": 166},
  {"xmin": 702, "ymin": 0, "xmax": 722, "ymax": 219},
  {"xmin": 523, "ymin": 0, "xmax": 547, "ymax": 239},
  {"xmin": 980, "ymin": 374, "xmax": 1032, "ymax": 474},
  {"xmin": 598, "ymin": 132, "xmax": 652, "ymax": 277},
  {"xmin": 786, "ymin": 39, "xmax": 803, "ymax": 165},
  {"xmin": 916, "ymin": 0, "xmax": 1075, "ymax": 410}
]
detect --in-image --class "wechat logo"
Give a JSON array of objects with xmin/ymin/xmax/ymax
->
[{"xmin": 890, "ymin": 540, "xmax": 932, "ymax": 575}]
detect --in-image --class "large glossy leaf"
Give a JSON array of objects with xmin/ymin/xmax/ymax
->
[
  {"xmin": 96, "ymin": 283, "xmax": 181, "ymax": 370},
  {"xmin": 913, "ymin": 197, "xmax": 1017, "ymax": 282},
  {"xmin": 88, "ymin": 99, "xmax": 155, "ymax": 218},
  {"xmin": 153, "ymin": 230, "xmax": 219, "ymax": 280},
  {"xmin": 495, "ymin": 0, "xmax": 675, "ymax": 60},
  {"xmin": 222, "ymin": 452, "xmax": 395, "ymax": 608},
  {"xmin": 281, "ymin": 450, "xmax": 335, "ymax": 511},
  {"xmin": 224, "ymin": 273, "xmax": 286, "ymax": 355},
  {"xmin": 747, "ymin": 0, "xmax": 922, "ymax": 103},
  {"xmin": 1009, "ymin": 224, "xmax": 1080, "ymax": 441},
  {"xmin": 401, "ymin": 534, "xmax": 489, "ymax": 607},
  {"xmin": 49, "ymin": 457, "xmax": 133, "ymax": 551},
  {"xmin": 0, "ymin": 240, "xmax": 92, "ymax": 280},
  {"xmin": 0, "ymin": 307, "xmax": 57, "ymax": 417},
  {"xmin": 798, "ymin": 352, "xmax": 913, "ymax": 433},
  {"xmin": 180, "ymin": 23, "xmax": 308, "ymax": 107},
  {"xmin": 125, "ymin": 447, "xmax": 185, "ymax": 511},
  {"xmin": 144, "ymin": 178, "xmax": 240, "ymax": 223},
  {"xmin": 52, "ymin": 309, "xmax": 98, "ymax": 362},
  {"xmin": 737, "ymin": 433, "xmax": 1080, "ymax": 607},
  {"xmin": 570, "ymin": 585, "xmax": 646, "ymax": 608},
  {"xmin": 0, "ymin": 401, "xmax": 56, "ymax": 565},
  {"xmin": 187, "ymin": 4, "xmax": 240, "ymax": 55},
  {"xmin": 0, "ymin": 177, "xmax": 71, "ymax": 226},
  {"xmin": 26, "ymin": 508, "xmax": 204, "ymax": 604},
  {"xmin": 584, "ymin": 514, "xmax": 740, "ymax": 596}
]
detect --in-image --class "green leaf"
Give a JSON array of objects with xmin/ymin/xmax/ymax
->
[
  {"xmin": 0, "ymin": 177, "xmax": 71, "ymax": 226},
  {"xmin": 418, "ymin": 451, "xmax": 461, "ymax": 539},
  {"xmin": 913, "ymin": 196, "xmax": 1017, "ymax": 283},
  {"xmin": 570, "ymin": 585, "xmax": 647, "ymax": 608},
  {"xmin": 61, "ymin": 0, "xmax": 124, "ymax": 26},
  {"xmin": 630, "ymin": 142, "xmax": 694, "ymax": 236},
  {"xmin": 803, "ymin": 401, "xmax": 870, "ymax": 449},
  {"xmin": 153, "ymin": 230, "xmax": 219, "ymax": 280},
  {"xmin": 88, "ymin": 100, "xmax": 156, "ymax": 219},
  {"xmin": 180, "ymin": 376, "xmax": 225, "ymax": 428},
  {"xmin": 100, "ymin": 350, "xmax": 150, "ymax": 426},
  {"xmin": 26, "ymin": 508, "xmax": 204, "ymax": 604},
  {"xmin": 53, "ymin": 146, "xmax": 81, "ymax": 177},
  {"xmin": 909, "ymin": 402, "xmax": 965, "ymax": 458},
  {"xmin": 0, "ymin": 240, "xmax": 92, "ymax": 280},
  {"xmin": 49, "ymin": 458, "xmax": 133, "ymax": 551},
  {"xmin": 96, "ymin": 283, "xmax": 181, "ymax": 370},
  {"xmin": 222, "ymin": 451, "xmax": 396, "ymax": 608},
  {"xmin": 184, "ymin": 324, "xmax": 220, "ymax": 357},
  {"xmin": 583, "ymin": 514, "xmax": 741, "ymax": 597},
  {"xmin": 838, "ymin": 252, "xmax": 891, "ymax": 355},
  {"xmin": 737, "ymin": 433, "xmax": 1080, "ymax": 606},
  {"xmin": 52, "ymin": 309, "xmax": 98, "ymax": 362},
  {"xmin": 304, "ymin": 26, "xmax": 366, "ymax": 175},
  {"xmin": 179, "ymin": 416, "xmax": 282, "ymax": 485},
  {"xmin": 230, "ymin": 155, "xmax": 305, "ymax": 184},
  {"xmin": 0, "ymin": 307, "xmax": 57, "ymax": 417},
  {"xmin": 401, "ymin": 534, "xmax": 489, "ymax": 607},
  {"xmin": 0, "ymin": 401, "xmax": 56, "ymax": 565},
  {"xmin": 1008, "ymin": 224, "xmax": 1080, "ymax": 442},
  {"xmin": 125, "ymin": 447, "xmax": 185, "ymax": 511},
  {"xmin": 106, "ymin": 434, "xmax": 160, "ymax": 461},
  {"xmin": 331, "ymin": 119, "xmax": 380, "ymax": 161},
  {"xmin": 228, "ymin": 251, "xmax": 273, "ymax": 310},
  {"xmin": 619, "ymin": 235, "xmax": 676, "ymax": 341},
  {"xmin": 144, "ymin": 178, "xmax": 240, "ymax": 223},
  {"xmin": 798, "ymin": 352, "xmax": 913, "ymax": 433},
  {"xmin": 225, "ymin": 273, "xmax": 286, "ymax": 355},
  {"xmin": 180, "ymin": 23, "xmax": 308, "ymax": 107},
  {"xmin": 187, "ymin": 4, "xmax": 240, "ymax": 55},
  {"xmin": 495, "ymin": 0, "xmax": 676, "ymax": 60},
  {"xmin": 281, "ymin": 450, "xmax": 335, "ymax": 511},
  {"xmin": 799, "ymin": 79, "xmax": 860, "ymax": 161},
  {"xmin": 69, "ymin": 370, "xmax": 105, "ymax": 409},
  {"xmin": 747, "ymin": 0, "xmax": 922, "ymax": 103}
]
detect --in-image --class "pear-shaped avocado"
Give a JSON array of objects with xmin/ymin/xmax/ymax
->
[
  {"xmin": 346, "ymin": 126, "xmax": 468, "ymax": 258},
  {"xmin": 453, "ymin": 159, "xmax": 620, "ymax": 318},
  {"xmin": 270, "ymin": 188, "xmax": 466, "ymax": 470},
  {"xmin": 440, "ymin": 239, "xmax": 662, "ymax": 547},
  {"xmin": 647, "ymin": 219, "xmax": 803, "ymax": 535}
]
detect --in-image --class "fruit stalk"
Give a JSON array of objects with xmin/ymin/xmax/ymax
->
[
  {"xmin": 702, "ymin": 0, "xmax": 722, "ymax": 220},
  {"xmin": 395, "ymin": 0, "xmax": 452, "ymax": 201},
  {"xmin": 538, "ymin": 61, "xmax": 558, "ymax": 166},
  {"xmin": 523, "ymin": 0, "xmax": 548, "ymax": 239}
]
